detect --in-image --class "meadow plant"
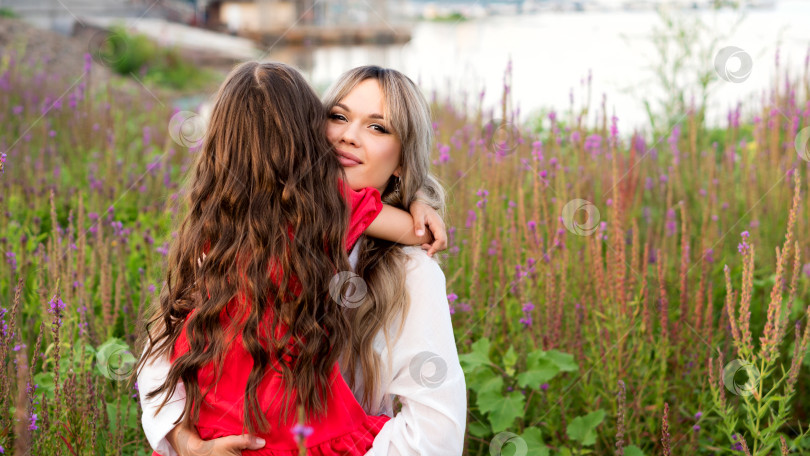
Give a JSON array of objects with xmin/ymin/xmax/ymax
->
[{"xmin": 1, "ymin": 29, "xmax": 810, "ymax": 456}]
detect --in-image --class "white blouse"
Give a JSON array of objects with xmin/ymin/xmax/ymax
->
[{"xmin": 137, "ymin": 245, "xmax": 467, "ymax": 456}]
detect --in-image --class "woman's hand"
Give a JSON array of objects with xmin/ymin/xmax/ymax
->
[
  {"xmin": 168, "ymin": 423, "xmax": 266, "ymax": 456},
  {"xmin": 409, "ymin": 200, "xmax": 447, "ymax": 257}
]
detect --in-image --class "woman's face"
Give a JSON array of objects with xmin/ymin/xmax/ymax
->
[{"xmin": 326, "ymin": 79, "xmax": 402, "ymax": 193}]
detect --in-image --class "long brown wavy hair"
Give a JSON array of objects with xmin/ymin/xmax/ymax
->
[
  {"xmin": 323, "ymin": 66, "xmax": 446, "ymax": 414},
  {"xmin": 134, "ymin": 61, "xmax": 352, "ymax": 433}
]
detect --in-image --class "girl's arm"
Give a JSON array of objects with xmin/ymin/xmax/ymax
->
[
  {"xmin": 365, "ymin": 203, "xmax": 447, "ymax": 256},
  {"xmin": 364, "ymin": 205, "xmax": 433, "ymax": 246},
  {"xmin": 365, "ymin": 249, "xmax": 467, "ymax": 455}
]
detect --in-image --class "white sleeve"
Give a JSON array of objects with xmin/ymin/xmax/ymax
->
[
  {"xmin": 138, "ymin": 340, "xmax": 187, "ymax": 456},
  {"xmin": 369, "ymin": 250, "xmax": 467, "ymax": 456}
]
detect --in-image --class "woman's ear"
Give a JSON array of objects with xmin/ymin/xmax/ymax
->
[{"xmin": 393, "ymin": 165, "xmax": 402, "ymax": 178}]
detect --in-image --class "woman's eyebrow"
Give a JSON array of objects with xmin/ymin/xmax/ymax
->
[{"xmin": 335, "ymin": 103, "xmax": 385, "ymax": 120}]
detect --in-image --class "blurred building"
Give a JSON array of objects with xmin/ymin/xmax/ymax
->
[
  {"xmin": 207, "ymin": 0, "xmax": 410, "ymax": 44},
  {"xmin": 208, "ymin": 0, "xmax": 405, "ymax": 31}
]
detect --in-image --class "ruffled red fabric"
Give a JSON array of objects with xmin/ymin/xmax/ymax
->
[
  {"xmin": 156, "ymin": 184, "xmax": 386, "ymax": 456},
  {"xmin": 343, "ymin": 184, "xmax": 382, "ymax": 250}
]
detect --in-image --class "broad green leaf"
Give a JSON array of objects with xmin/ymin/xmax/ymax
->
[
  {"xmin": 556, "ymin": 447, "xmax": 574, "ymax": 456},
  {"xmin": 624, "ymin": 445, "xmax": 645, "ymax": 456},
  {"xmin": 465, "ymin": 365, "xmax": 498, "ymax": 393},
  {"xmin": 522, "ymin": 427, "xmax": 550, "ymax": 456},
  {"xmin": 504, "ymin": 345, "xmax": 518, "ymax": 369},
  {"xmin": 468, "ymin": 420, "xmax": 491, "ymax": 438},
  {"xmin": 459, "ymin": 338, "xmax": 492, "ymax": 370},
  {"xmin": 476, "ymin": 390, "xmax": 504, "ymax": 415},
  {"xmin": 545, "ymin": 350, "xmax": 578, "ymax": 372},
  {"xmin": 487, "ymin": 391, "xmax": 525, "ymax": 432},
  {"xmin": 517, "ymin": 352, "xmax": 559, "ymax": 388},
  {"xmin": 566, "ymin": 409, "xmax": 606, "ymax": 446},
  {"xmin": 478, "ymin": 375, "xmax": 505, "ymax": 395}
]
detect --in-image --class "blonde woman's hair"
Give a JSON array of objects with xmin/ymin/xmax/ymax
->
[{"xmin": 323, "ymin": 66, "xmax": 445, "ymax": 414}]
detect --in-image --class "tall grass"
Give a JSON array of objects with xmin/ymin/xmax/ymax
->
[{"xmin": 1, "ymin": 38, "xmax": 810, "ymax": 456}]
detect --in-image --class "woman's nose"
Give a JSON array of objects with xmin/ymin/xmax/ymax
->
[{"xmin": 341, "ymin": 121, "xmax": 360, "ymax": 147}]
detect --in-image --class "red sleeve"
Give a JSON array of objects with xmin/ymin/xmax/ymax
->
[{"xmin": 343, "ymin": 184, "xmax": 383, "ymax": 251}]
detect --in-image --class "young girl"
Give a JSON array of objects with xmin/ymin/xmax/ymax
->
[{"xmin": 135, "ymin": 61, "xmax": 445, "ymax": 456}]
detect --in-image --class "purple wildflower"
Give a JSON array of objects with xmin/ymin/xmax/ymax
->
[
  {"xmin": 6, "ymin": 252, "xmax": 16, "ymax": 272},
  {"xmin": 48, "ymin": 295, "xmax": 66, "ymax": 314},
  {"xmin": 438, "ymin": 145, "xmax": 450, "ymax": 164},
  {"xmin": 738, "ymin": 231, "xmax": 751, "ymax": 255},
  {"xmin": 291, "ymin": 423, "xmax": 314, "ymax": 440},
  {"xmin": 156, "ymin": 242, "xmax": 170, "ymax": 256},
  {"xmin": 28, "ymin": 413, "xmax": 38, "ymax": 431},
  {"xmin": 519, "ymin": 302, "xmax": 535, "ymax": 328},
  {"xmin": 465, "ymin": 210, "xmax": 477, "ymax": 229}
]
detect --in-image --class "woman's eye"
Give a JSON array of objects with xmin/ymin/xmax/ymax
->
[
  {"xmin": 329, "ymin": 113, "xmax": 346, "ymax": 121},
  {"xmin": 371, "ymin": 124, "xmax": 389, "ymax": 134}
]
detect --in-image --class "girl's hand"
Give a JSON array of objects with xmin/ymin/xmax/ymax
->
[
  {"xmin": 169, "ymin": 423, "xmax": 266, "ymax": 456},
  {"xmin": 409, "ymin": 200, "xmax": 447, "ymax": 257}
]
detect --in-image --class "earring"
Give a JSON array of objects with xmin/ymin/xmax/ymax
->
[{"xmin": 393, "ymin": 176, "xmax": 401, "ymax": 194}]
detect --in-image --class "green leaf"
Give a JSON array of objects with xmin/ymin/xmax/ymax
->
[
  {"xmin": 479, "ymin": 375, "xmax": 505, "ymax": 395},
  {"xmin": 545, "ymin": 350, "xmax": 578, "ymax": 372},
  {"xmin": 504, "ymin": 345, "xmax": 518, "ymax": 369},
  {"xmin": 468, "ymin": 420, "xmax": 491, "ymax": 438},
  {"xmin": 33, "ymin": 372, "xmax": 55, "ymax": 398},
  {"xmin": 106, "ymin": 400, "xmax": 138, "ymax": 429},
  {"xmin": 624, "ymin": 445, "xmax": 645, "ymax": 456},
  {"xmin": 476, "ymin": 390, "xmax": 504, "ymax": 415},
  {"xmin": 487, "ymin": 391, "xmax": 525, "ymax": 433},
  {"xmin": 556, "ymin": 447, "xmax": 574, "ymax": 456},
  {"xmin": 459, "ymin": 338, "xmax": 493, "ymax": 370},
  {"xmin": 465, "ymin": 366, "xmax": 498, "ymax": 393},
  {"xmin": 517, "ymin": 351, "xmax": 560, "ymax": 388},
  {"xmin": 522, "ymin": 427, "xmax": 550, "ymax": 456},
  {"xmin": 566, "ymin": 409, "xmax": 606, "ymax": 446}
]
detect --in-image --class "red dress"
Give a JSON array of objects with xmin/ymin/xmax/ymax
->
[{"xmin": 156, "ymin": 186, "xmax": 388, "ymax": 456}]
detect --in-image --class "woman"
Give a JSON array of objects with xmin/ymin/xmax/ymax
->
[{"xmin": 139, "ymin": 66, "xmax": 466, "ymax": 455}]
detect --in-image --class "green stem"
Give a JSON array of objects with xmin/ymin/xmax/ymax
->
[{"xmin": 752, "ymin": 357, "xmax": 766, "ymax": 454}]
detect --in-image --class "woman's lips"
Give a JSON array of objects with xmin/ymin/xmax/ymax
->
[{"xmin": 336, "ymin": 150, "xmax": 362, "ymax": 167}]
